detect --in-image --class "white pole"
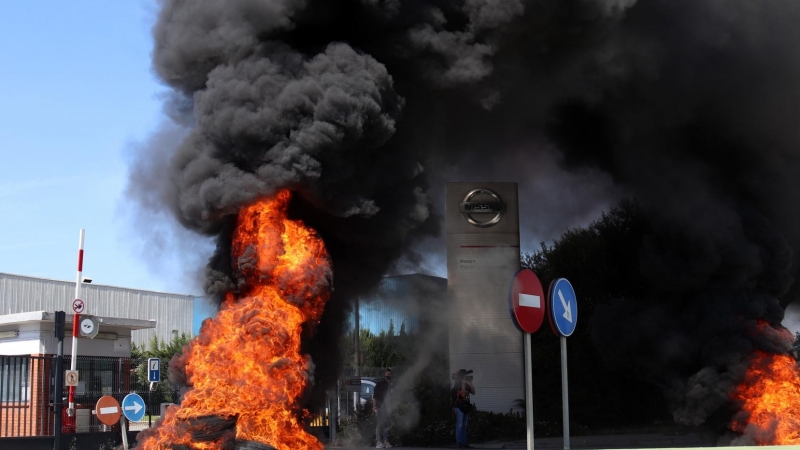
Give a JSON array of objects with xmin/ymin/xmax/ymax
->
[
  {"xmin": 329, "ymin": 392, "xmax": 337, "ymax": 446},
  {"xmin": 354, "ymin": 295, "xmax": 360, "ymax": 413},
  {"xmin": 121, "ymin": 416, "xmax": 129, "ymax": 450},
  {"xmin": 67, "ymin": 229, "xmax": 85, "ymax": 417},
  {"xmin": 524, "ymin": 332, "xmax": 534, "ymax": 450},
  {"xmin": 561, "ymin": 336, "xmax": 570, "ymax": 450}
]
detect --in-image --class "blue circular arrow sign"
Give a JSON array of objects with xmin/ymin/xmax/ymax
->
[
  {"xmin": 122, "ymin": 393, "xmax": 146, "ymax": 422},
  {"xmin": 549, "ymin": 278, "xmax": 578, "ymax": 337}
]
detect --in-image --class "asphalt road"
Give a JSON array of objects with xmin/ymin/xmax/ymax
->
[{"xmin": 324, "ymin": 430, "xmax": 721, "ymax": 449}]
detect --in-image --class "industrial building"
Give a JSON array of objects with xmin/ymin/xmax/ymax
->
[
  {"xmin": 355, "ymin": 274, "xmax": 447, "ymax": 336},
  {"xmin": 0, "ymin": 311, "xmax": 155, "ymax": 437},
  {"xmin": 0, "ymin": 273, "xmax": 193, "ymax": 437},
  {"xmin": 0, "ymin": 272, "xmax": 197, "ymax": 348}
]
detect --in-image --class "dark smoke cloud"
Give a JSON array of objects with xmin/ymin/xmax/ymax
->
[{"xmin": 128, "ymin": 0, "xmax": 800, "ymax": 429}]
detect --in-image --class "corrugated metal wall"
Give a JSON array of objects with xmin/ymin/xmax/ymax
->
[
  {"xmin": 193, "ymin": 296, "xmax": 218, "ymax": 335},
  {"xmin": 355, "ymin": 274, "xmax": 447, "ymax": 335},
  {"xmin": 0, "ymin": 273, "xmax": 195, "ymax": 349}
]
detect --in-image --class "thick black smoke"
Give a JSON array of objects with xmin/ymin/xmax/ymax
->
[{"xmin": 129, "ymin": 0, "xmax": 800, "ymax": 428}]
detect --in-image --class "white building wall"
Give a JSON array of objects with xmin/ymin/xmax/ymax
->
[
  {"xmin": 447, "ymin": 182, "xmax": 524, "ymax": 413},
  {"xmin": 0, "ymin": 330, "xmax": 131, "ymax": 357},
  {"xmin": 0, "ymin": 339, "xmax": 41, "ymax": 355},
  {"xmin": 0, "ymin": 273, "xmax": 194, "ymax": 348}
]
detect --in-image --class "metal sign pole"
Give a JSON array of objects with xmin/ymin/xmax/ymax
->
[
  {"xmin": 524, "ymin": 332, "xmax": 534, "ymax": 450},
  {"xmin": 560, "ymin": 336, "xmax": 570, "ymax": 450},
  {"xmin": 354, "ymin": 295, "xmax": 360, "ymax": 415},
  {"xmin": 329, "ymin": 392, "xmax": 337, "ymax": 445},
  {"xmin": 53, "ymin": 311, "xmax": 66, "ymax": 450},
  {"xmin": 120, "ymin": 416, "xmax": 129, "ymax": 450}
]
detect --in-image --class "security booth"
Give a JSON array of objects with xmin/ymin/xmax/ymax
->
[{"xmin": 0, "ymin": 311, "xmax": 156, "ymax": 437}]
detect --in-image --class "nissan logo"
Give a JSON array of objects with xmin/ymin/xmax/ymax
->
[{"xmin": 459, "ymin": 189, "xmax": 506, "ymax": 228}]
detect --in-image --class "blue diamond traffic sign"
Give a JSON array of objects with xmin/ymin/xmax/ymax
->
[
  {"xmin": 549, "ymin": 278, "xmax": 578, "ymax": 337},
  {"xmin": 122, "ymin": 393, "xmax": 146, "ymax": 422}
]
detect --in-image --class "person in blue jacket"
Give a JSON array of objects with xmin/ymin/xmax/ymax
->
[{"xmin": 451, "ymin": 369, "xmax": 476, "ymax": 449}]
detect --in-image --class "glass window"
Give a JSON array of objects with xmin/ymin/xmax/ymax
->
[
  {"xmin": 0, "ymin": 356, "xmax": 31, "ymax": 403},
  {"xmin": 360, "ymin": 383, "xmax": 373, "ymax": 398},
  {"xmin": 75, "ymin": 358, "xmax": 119, "ymax": 403}
]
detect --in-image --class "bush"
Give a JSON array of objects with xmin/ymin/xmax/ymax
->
[
  {"xmin": 397, "ymin": 414, "xmax": 452, "ymax": 447},
  {"xmin": 337, "ymin": 400, "xmax": 378, "ymax": 446},
  {"xmin": 339, "ymin": 398, "xmax": 554, "ymax": 446},
  {"xmin": 467, "ymin": 410, "xmax": 526, "ymax": 442},
  {"xmin": 339, "ymin": 369, "xmax": 543, "ymax": 446}
]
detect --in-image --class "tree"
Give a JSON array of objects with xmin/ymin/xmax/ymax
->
[
  {"xmin": 521, "ymin": 199, "xmax": 671, "ymax": 427},
  {"xmin": 131, "ymin": 332, "xmax": 191, "ymax": 361},
  {"xmin": 339, "ymin": 321, "xmax": 415, "ymax": 373},
  {"xmin": 360, "ymin": 320, "xmax": 413, "ymax": 369},
  {"xmin": 131, "ymin": 332, "xmax": 191, "ymax": 404}
]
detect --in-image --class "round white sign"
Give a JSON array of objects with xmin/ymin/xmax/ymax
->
[{"xmin": 80, "ymin": 318, "xmax": 95, "ymax": 335}]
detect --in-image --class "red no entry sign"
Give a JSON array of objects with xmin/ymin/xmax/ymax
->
[
  {"xmin": 509, "ymin": 269, "xmax": 546, "ymax": 334},
  {"xmin": 95, "ymin": 395, "xmax": 121, "ymax": 426}
]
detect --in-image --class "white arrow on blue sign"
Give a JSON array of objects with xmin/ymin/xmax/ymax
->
[
  {"xmin": 549, "ymin": 278, "xmax": 578, "ymax": 337},
  {"xmin": 122, "ymin": 393, "xmax": 146, "ymax": 422},
  {"xmin": 148, "ymin": 358, "xmax": 160, "ymax": 382}
]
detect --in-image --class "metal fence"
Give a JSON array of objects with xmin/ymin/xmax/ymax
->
[
  {"xmin": 0, "ymin": 355, "xmax": 339, "ymax": 439},
  {"xmin": 0, "ymin": 355, "xmax": 172, "ymax": 437},
  {"xmin": 334, "ymin": 365, "xmax": 401, "ymax": 419}
]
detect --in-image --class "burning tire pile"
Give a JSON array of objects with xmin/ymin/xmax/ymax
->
[{"xmin": 136, "ymin": 192, "xmax": 330, "ymax": 450}]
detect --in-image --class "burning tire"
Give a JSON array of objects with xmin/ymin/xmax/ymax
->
[
  {"xmin": 186, "ymin": 415, "xmax": 238, "ymax": 442},
  {"xmin": 234, "ymin": 440, "xmax": 277, "ymax": 450}
]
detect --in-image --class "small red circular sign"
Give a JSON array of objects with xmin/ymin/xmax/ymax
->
[
  {"xmin": 72, "ymin": 299, "xmax": 85, "ymax": 314},
  {"xmin": 509, "ymin": 269, "xmax": 546, "ymax": 334},
  {"xmin": 96, "ymin": 395, "xmax": 121, "ymax": 426}
]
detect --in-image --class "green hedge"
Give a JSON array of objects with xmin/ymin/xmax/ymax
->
[{"xmin": 339, "ymin": 400, "xmax": 564, "ymax": 447}]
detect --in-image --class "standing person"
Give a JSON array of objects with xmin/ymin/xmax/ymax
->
[
  {"xmin": 373, "ymin": 368, "xmax": 394, "ymax": 448},
  {"xmin": 451, "ymin": 369, "xmax": 476, "ymax": 449}
]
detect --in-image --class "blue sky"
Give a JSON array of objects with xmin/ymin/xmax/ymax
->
[{"xmin": 0, "ymin": 1, "xmax": 195, "ymax": 294}]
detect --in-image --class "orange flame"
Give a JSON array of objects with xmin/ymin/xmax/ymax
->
[
  {"xmin": 731, "ymin": 349, "xmax": 800, "ymax": 445},
  {"xmin": 139, "ymin": 190, "xmax": 331, "ymax": 450}
]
